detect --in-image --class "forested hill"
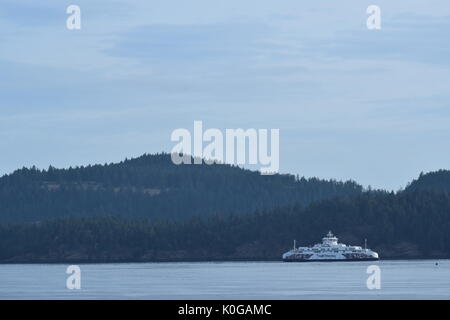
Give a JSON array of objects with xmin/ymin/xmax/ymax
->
[
  {"xmin": 1, "ymin": 190, "xmax": 449, "ymax": 262},
  {"xmin": 405, "ymin": 170, "xmax": 450, "ymax": 193},
  {"xmin": 0, "ymin": 153, "xmax": 363, "ymax": 222},
  {"xmin": 1, "ymin": 157, "xmax": 450, "ymax": 261}
]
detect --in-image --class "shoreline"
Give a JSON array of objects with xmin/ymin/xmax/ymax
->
[{"xmin": 0, "ymin": 257, "xmax": 448, "ymax": 265}]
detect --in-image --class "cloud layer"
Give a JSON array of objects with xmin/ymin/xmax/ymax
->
[{"xmin": 1, "ymin": 0, "xmax": 450, "ymax": 190}]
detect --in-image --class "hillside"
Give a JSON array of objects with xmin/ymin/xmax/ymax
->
[
  {"xmin": 2, "ymin": 155, "xmax": 450, "ymax": 262},
  {"xmin": 405, "ymin": 170, "xmax": 450, "ymax": 193},
  {"xmin": 1, "ymin": 190, "xmax": 449, "ymax": 262},
  {"xmin": 0, "ymin": 153, "xmax": 363, "ymax": 222}
]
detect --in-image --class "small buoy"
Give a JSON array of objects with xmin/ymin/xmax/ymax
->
[{"xmin": 435, "ymin": 262, "xmax": 439, "ymax": 266}]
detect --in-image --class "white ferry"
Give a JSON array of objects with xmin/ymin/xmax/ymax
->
[{"xmin": 282, "ymin": 231, "xmax": 379, "ymax": 262}]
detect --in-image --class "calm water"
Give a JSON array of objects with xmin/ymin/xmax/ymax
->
[{"xmin": 0, "ymin": 260, "xmax": 449, "ymax": 299}]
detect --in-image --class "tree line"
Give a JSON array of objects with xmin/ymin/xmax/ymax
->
[
  {"xmin": 0, "ymin": 153, "xmax": 363, "ymax": 222},
  {"xmin": 1, "ymin": 189, "xmax": 449, "ymax": 262}
]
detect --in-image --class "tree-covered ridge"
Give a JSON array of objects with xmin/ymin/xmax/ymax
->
[
  {"xmin": 405, "ymin": 170, "xmax": 450, "ymax": 193},
  {"xmin": 0, "ymin": 153, "xmax": 363, "ymax": 222},
  {"xmin": 1, "ymin": 190, "xmax": 449, "ymax": 262}
]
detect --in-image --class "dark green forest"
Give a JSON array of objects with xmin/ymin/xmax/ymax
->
[
  {"xmin": 0, "ymin": 153, "xmax": 362, "ymax": 222},
  {"xmin": 405, "ymin": 170, "xmax": 450, "ymax": 193},
  {"xmin": 1, "ymin": 190, "xmax": 450, "ymax": 262},
  {"xmin": 1, "ymin": 153, "xmax": 450, "ymax": 262}
]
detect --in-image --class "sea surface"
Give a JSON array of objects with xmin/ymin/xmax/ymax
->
[{"xmin": 0, "ymin": 260, "xmax": 449, "ymax": 299}]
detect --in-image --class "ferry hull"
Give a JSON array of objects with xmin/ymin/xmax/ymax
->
[{"xmin": 283, "ymin": 257, "xmax": 379, "ymax": 262}]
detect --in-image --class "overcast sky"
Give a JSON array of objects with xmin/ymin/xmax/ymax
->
[{"xmin": 1, "ymin": 0, "xmax": 450, "ymax": 190}]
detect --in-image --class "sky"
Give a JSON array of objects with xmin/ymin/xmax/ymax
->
[{"xmin": 1, "ymin": 0, "xmax": 450, "ymax": 190}]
